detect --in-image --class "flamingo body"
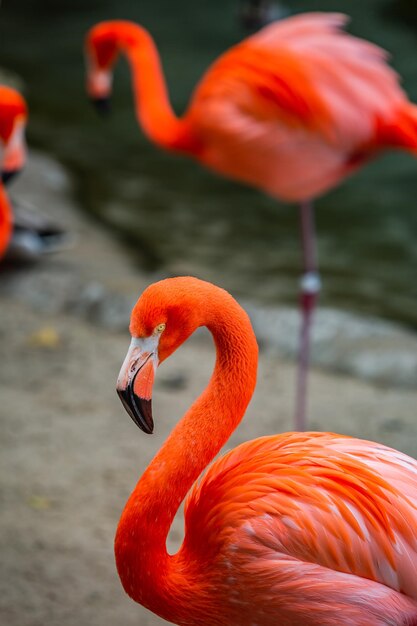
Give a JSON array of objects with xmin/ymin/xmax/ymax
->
[
  {"xmin": 115, "ymin": 277, "xmax": 417, "ymax": 625},
  {"xmin": 85, "ymin": 13, "xmax": 417, "ymax": 202},
  {"xmin": 183, "ymin": 433, "xmax": 417, "ymax": 622}
]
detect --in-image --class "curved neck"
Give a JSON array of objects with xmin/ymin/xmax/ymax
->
[
  {"xmin": 0, "ymin": 184, "xmax": 12, "ymax": 258},
  {"xmin": 114, "ymin": 23, "xmax": 199, "ymax": 153},
  {"xmin": 115, "ymin": 290, "xmax": 258, "ymax": 621}
]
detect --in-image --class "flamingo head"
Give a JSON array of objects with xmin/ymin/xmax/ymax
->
[
  {"xmin": 0, "ymin": 86, "xmax": 28, "ymax": 184},
  {"xmin": 85, "ymin": 23, "xmax": 122, "ymax": 115},
  {"xmin": 116, "ymin": 277, "xmax": 206, "ymax": 434}
]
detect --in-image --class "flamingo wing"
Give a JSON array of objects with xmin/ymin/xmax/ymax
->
[
  {"xmin": 183, "ymin": 13, "xmax": 416, "ymax": 201},
  {"xmin": 184, "ymin": 433, "xmax": 417, "ymax": 602},
  {"xmin": 188, "ymin": 12, "xmax": 407, "ymax": 150}
]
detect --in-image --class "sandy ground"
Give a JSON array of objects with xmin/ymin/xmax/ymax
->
[{"xmin": 1, "ymin": 153, "xmax": 417, "ymax": 626}]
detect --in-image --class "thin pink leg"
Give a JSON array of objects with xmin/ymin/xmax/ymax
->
[{"xmin": 294, "ymin": 200, "xmax": 321, "ymax": 431}]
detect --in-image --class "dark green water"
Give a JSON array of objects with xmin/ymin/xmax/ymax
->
[{"xmin": 1, "ymin": 0, "xmax": 416, "ymax": 326}]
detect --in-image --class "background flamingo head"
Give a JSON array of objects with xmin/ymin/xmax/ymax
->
[
  {"xmin": 116, "ymin": 276, "xmax": 229, "ymax": 433},
  {"xmin": 85, "ymin": 22, "xmax": 121, "ymax": 114},
  {"xmin": 0, "ymin": 86, "xmax": 28, "ymax": 184}
]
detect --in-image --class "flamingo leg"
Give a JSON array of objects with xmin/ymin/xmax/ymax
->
[{"xmin": 294, "ymin": 200, "xmax": 321, "ymax": 431}]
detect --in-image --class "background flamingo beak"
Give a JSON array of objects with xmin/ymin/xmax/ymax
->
[
  {"xmin": 86, "ymin": 67, "xmax": 112, "ymax": 115},
  {"xmin": 1, "ymin": 169, "xmax": 20, "ymax": 184},
  {"xmin": 1, "ymin": 119, "xmax": 27, "ymax": 184},
  {"xmin": 90, "ymin": 96, "xmax": 111, "ymax": 116}
]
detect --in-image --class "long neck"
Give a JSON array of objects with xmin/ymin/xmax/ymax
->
[
  {"xmin": 115, "ymin": 292, "xmax": 258, "ymax": 621},
  {"xmin": 0, "ymin": 184, "xmax": 12, "ymax": 258},
  {"xmin": 115, "ymin": 23, "xmax": 199, "ymax": 153}
]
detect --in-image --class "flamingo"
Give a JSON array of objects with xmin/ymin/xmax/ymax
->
[
  {"xmin": 0, "ymin": 182, "xmax": 13, "ymax": 259},
  {"xmin": 0, "ymin": 85, "xmax": 27, "ymax": 258},
  {"xmin": 0, "ymin": 85, "xmax": 72, "ymax": 262},
  {"xmin": 0, "ymin": 85, "xmax": 27, "ymax": 184},
  {"xmin": 115, "ymin": 275, "xmax": 417, "ymax": 626},
  {"xmin": 85, "ymin": 13, "xmax": 417, "ymax": 430}
]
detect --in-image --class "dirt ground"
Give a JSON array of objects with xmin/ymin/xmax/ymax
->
[{"xmin": 1, "ymin": 154, "xmax": 417, "ymax": 626}]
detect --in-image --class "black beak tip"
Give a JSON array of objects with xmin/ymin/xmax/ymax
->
[
  {"xmin": 90, "ymin": 97, "xmax": 111, "ymax": 116},
  {"xmin": 117, "ymin": 388, "xmax": 154, "ymax": 435},
  {"xmin": 2, "ymin": 169, "xmax": 20, "ymax": 185},
  {"xmin": 135, "ymin": 398, "xmax": 154, "ymax": 434}
]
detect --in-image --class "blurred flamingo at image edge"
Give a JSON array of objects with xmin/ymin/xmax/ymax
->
[
  {"xmin": 0, "ymin": 85, "xmax": 27, "ymax": 258},
  {"xmin": 0, "ymin": 84, "xmax": 75, "ymax": 262},
  {"xmin": 0, "ymin": 85, "xmax": 27, "ymax": 184},
  {"xmin": 0, "ymin": 183, "xmax": 13, "ymax": 259},
  {"xmin": 114, "ymin": 276, "xmax": 417, "ymax": 625},
  {"xmin": 84, "ymin": 13, "xmax": 417, "ymax": 429}
]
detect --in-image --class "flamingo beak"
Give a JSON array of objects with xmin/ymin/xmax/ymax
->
[
  {"xmin": 1, "ymin": 117, "xmax": 27, "ymax": 184},
  {"xmin": 90, "ymin": 96, "xmax": 111, "ymax": 116},
  {"xmin": 86, "ymin": 66, "xmax": 112, "ymax": 116},
  {"xmin": 116, "ymin": 336, "xmax": 159, "ymax": 434},
  {"xmin": 2, "ymin": 169, "xmax": 19, "ymax": 184}
]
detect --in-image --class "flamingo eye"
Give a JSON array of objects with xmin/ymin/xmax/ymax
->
[{"xmin": 154, "ymin": 323, "xmax": 166, "ymax": 335}]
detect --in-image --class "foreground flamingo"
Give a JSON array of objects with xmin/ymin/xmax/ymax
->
[
  {"xmin": 115, "ymin": 276, "xmax": 417, "ymax": 625},
  {"xmin": 86, "ymin": 13, "xmax": 417, "ymax": 429}
]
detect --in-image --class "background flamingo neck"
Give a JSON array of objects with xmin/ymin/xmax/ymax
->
[
  {"xmin": 115, "ymin": 291, "xmax": 258, "ymax": 619},
  {"xmin": 116, "ymin": 25, "xmax": 197, "ymax": 153},
  {"xmin": 0, "ymin": 184, "xmax": 12, "ymax": 258}
]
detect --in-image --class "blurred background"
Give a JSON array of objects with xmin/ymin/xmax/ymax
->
[
  {"xmin": 1, "ymin": 2, "xmax": 417, "ymax": 626},
  {"xmin": 1, "ymin": 0, "xmax": 417, "ymax": 325}
]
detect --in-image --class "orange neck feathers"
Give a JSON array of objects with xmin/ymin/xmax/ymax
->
[
  {"xmin": 88, "ymin": 21, "xmax": 200, "ymax": 153},
  {"xmin": 115, "ymin": 278, "xmax": 258, "ymax": 622}
]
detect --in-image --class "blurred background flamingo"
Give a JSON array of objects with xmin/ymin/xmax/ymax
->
[
  {"xmin": 0, "ymin": 84, "xmax": 72, "ymax": 262},
  {"xmin": 84, "ymin": 13, "xmax": 417, "ymax": 429},
  {"xmin": 0, "ymin": 85, "xmax": 27, "ymax": 184},
  {"xmin": 0, "ymin": 85, "xmax": 27, "ymax": 259},
  {"xmin": 0, "ymin": 182, "xmax": 13, "ymax": 259}
]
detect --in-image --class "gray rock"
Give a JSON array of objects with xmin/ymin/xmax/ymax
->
[{"xmin": 244, "ymin": 302, "xmax": 417, "ymax": 389}]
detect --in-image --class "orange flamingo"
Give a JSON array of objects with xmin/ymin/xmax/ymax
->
[
  {"xmin": 0, "ymin": 86, "xmax": 27, "ymax": 258},
  {"xmin": 0, "ymin": 86, "xmax": 72, "ymax": 262},
  {"xmin": 85, "ymin": 13, "xmax": 417, "ymax": 430},
  {"xmin": 116, "ymin": 276, "xmax": 417, "ymax": 625},
  {"xmin": 0, "ymin": 182, "xmax": 13, "ymax": 259},
  {"xmin": 0, "ymin": 85, "xmax": 27, "ymax": 184}
]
